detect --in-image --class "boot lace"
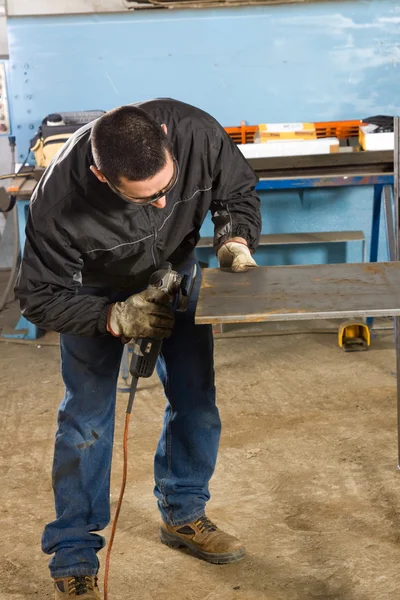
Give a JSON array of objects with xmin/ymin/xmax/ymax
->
[
  {"xmin": 68, "ymin": 576, "xmax": 97, "ymax": 596},
  {"xmin": 194, "ymin": 515, "xmax": 217, "ymax": 534}
]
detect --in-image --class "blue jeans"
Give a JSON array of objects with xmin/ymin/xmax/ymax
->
[{"xmin": 41, "ymin": 258, "xmax": 220, "ymax": 578}]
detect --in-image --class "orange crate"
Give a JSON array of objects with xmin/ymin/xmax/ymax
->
[
  {"xmin": 314, "ymin": 120, "xmax": 363, "ymax": 139},
  {"xmin": 225, "ymin": 119, "xmax": 363, "ymax": 144},
  {"xmin": 225, "ymin": 121, "xmax": 257, "ymax": 144}
]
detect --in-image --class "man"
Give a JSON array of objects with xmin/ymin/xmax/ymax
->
[{"xmin": 16, "ymin": 98, "xmax": 261, "ymax": 599}]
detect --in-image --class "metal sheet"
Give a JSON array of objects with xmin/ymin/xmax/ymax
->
[
  {"xmin": 198, "ymin": 231, "xmax": 365, "ymax": 248},
  {"xmin": 195, "ymin": 262, "xmax": 400, "ymax": 325}
]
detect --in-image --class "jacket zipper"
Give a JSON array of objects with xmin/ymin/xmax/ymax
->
[{"xmin": 144, "ymin": 206, "xmax": 158, "ymax": 268}]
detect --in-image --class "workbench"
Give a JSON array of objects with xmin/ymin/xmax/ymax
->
[
  {"xmin": 196, "ymin": 127, "xmax": 400, "ymax": 466},
  {"xmin": 196, "ymin": 261, "xmax": 400, "ymax": 467},
  {"xmin": 1, "ymin": 150, "xmax": 395, "ymax": 340}
]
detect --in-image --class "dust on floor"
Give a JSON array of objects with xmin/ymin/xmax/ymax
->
[{"xmin": 0, "ymin": 330, "xmax": 399, "ymax": 600}]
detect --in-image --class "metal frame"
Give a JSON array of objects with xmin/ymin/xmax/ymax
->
[
  {"xmin": 394, "ymin": 117, "xmax": 400, "ymax": 468},
  {"xmin": 356, "ymin": 121, "xmax": 400, "ymax": 467},
  {"xmin": 257, "ymin": 174, "xmax": 393, "ymax": 191},
  {"xmin": 383, "ymin": 187, "xmax": 395, "ymax": 261}
]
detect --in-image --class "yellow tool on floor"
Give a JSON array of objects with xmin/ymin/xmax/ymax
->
[{"xmin": 338, "ymin": 321, "xmax": 370, "ymax": 352}]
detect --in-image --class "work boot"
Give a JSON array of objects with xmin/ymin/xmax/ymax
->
[
  {"xmin": 54, "ymin": 576, "xmax": 101, "ymax": 599},
  {"xmin": 160, "ymin": 514, "xmax": 245, "ymax": 564}
]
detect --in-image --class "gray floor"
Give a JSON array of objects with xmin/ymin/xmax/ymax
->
[{"xmin": 0, "ymin": 325, "xmax": 399, "ymax": 600}]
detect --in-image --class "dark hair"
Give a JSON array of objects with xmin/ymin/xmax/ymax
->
[{"xmin": 91, "ymin": 105, "xmax": 170, "ymax": 183}]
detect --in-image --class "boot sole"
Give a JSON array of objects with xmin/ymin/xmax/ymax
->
[{"xmin": 159, "ymin": 527, "xmax": 246, "ymax": 564}]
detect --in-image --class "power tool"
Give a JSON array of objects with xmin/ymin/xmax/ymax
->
[
  {"xmin": 104, "ymin": 261, "xmax": 197, "ymax": 599},
  {"xmin": 126, "ymin": 261, "xmax": 197, "ymax": 409}
]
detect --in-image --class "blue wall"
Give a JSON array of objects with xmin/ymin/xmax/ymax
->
[{"xmin": 6, "ymin": 1, "xmax": 400, "ymax": 264}]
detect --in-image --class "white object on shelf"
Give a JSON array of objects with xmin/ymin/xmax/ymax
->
[
  {"xmin": 359, "ymin": 125, "xmax": 394, "ymax": 151},
  {"xmin": 238, "ymin": 137, "xmax": 339, "ymax": 159}
]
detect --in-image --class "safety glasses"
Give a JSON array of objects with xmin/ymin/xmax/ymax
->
[{"xmin": 106, "ymin": 159, "xmax": 179, "ymax": 205}]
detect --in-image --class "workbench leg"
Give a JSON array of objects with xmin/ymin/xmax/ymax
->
[
  {"xmin": 370, "ymin": 184, "xmax": 383, "ymax": 263},
  {"xmin": 208, "ymin": 255, "xmax": 219, "ymax": 269},
  {"xmin": 206, "ymin": 255, "xmax": 224, "ymax": 333},
  {"xmin": 383, "ymin": 186, "xmax": 395, "ymax": 261},
  {"xmin": 367, "ymin": 185, "xmax": 384, "ymax": 329}
]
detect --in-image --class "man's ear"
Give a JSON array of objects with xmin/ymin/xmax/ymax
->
[
  {"xmin": 161, "ymin": 123, "xmax": 168, "ymax": 135},
  {"xmin": 90, "ymin": 165, "xmax": 107, "ymax": 183}
]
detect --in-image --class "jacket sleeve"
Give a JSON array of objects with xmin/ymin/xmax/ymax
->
[
  {"xmin": 209, "ymin": 126, "xmax": 261, "ymax": 252},
  {"xmin": 15, "ymin": 197, "xmax": 111, "ymax": 337}
]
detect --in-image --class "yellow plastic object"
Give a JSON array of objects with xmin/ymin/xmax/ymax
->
[{"xmin": 338, "ymin": 322, "xmax": 371, "ymax": 352}]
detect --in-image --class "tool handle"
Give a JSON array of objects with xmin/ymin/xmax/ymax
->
[{"xmin": 129, "ymin": 337, "xmax": 163, "ymax": 379}]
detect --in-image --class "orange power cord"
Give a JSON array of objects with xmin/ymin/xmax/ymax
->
[{"xmin": 103, "ymin": 410, "xmax": 131, "ymax": 600}]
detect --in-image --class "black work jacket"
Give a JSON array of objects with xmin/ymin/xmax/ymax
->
[{"xmin": 15, "ymin": 99, "xmax": 261, "ymax": 336}]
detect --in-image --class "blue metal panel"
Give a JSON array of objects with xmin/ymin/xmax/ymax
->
[
  {"xmin": 257, "ymin": 175, "xmax": 394, "ymax": 190},
  {"xmin": 6, "ymin": 1, "xmax": 400, "ymax": 160},
  {"xmin": 5, "ymin": 0, "xmax": 399, "ymax": 269}
]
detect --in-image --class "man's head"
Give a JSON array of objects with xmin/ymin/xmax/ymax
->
[{"xmin": 90, "ymin": 106, "xmax": 177, "ymax": 209}]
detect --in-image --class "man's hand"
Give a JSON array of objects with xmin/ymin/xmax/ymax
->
[
  {"xmin": 107, "ymin": 288, "xmax": 174, "ymax": 339},
  {"xmin": 217, "ymin": 238, "xmax": 257, "ymax": 273}
]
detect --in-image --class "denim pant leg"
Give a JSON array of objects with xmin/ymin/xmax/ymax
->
[
  {"xmin": 42, "ymin": 333, "xmax": 124, "ymax": 578},
  {"xmin": 154, "ymin": 260, "xmax": 221, "ymax": 525}
]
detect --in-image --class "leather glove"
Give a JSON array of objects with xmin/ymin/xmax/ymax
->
[
  {"xmin": 217, "ymin": 241, "xmax": 257, "ymax": 273},
  {"xmin": 107, "ymin": 288, "xmax": 174, "ymax": 340}
]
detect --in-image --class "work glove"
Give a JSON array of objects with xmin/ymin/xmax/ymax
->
[
  {"xmin": 217, "ymin": 241, "xmax": 257, "ymax": 273},
  {"xmin": 107, "ymin": 288, "xmax": 174, "ymax": 340}
]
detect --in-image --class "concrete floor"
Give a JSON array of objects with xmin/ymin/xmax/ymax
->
[{"xmin": 0, "ymin": 327, "xmax": 400, "ymax": 600}]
